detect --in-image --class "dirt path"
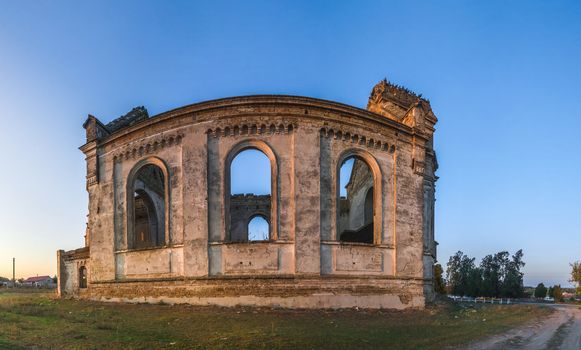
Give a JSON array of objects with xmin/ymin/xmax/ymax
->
[{"xmin": 463, "ymin": 304, "xmax": 581, "ymax": 350}]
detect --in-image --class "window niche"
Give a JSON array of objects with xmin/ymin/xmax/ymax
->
[
  {"xmin": 79, "ymin": 266, "xmax": 87, "ymax": 289},
  {"xmin": 337, "ymin": 155, "xmax": 376, "ymax": 244},
  {"xmin": 228, "ymin": 147, "xmax": 274, "ymax": 242},
  {"xmin": 128, "ymin": 162, "xmax": 167, "ymax": 249}
]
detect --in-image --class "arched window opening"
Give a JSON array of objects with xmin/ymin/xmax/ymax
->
[
  {"xmin": 131, "ymin": 164, "xmax": 166, "ymax": 249},
  {"xmin": 79, "ymin": 266, "xmax": 87, "ymax": 289},
  {"xmin": 229, "ymin": 149, "xmax": 271, "ymax": 241},
  {"xmin": 338, "ymin": 156, "xmax": 374, "ymax": 244},
  {"xmin": 248, "ymin": 215, "xmax": 269, "ymax": 241}
]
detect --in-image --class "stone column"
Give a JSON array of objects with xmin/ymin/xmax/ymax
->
[{"xmin": 293, "ymin": 125, "xmax": 321, "ymax": 275}]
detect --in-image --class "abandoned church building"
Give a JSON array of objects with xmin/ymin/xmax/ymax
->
[{"xmin": 57, "ymin": 80, "xmax": 439, "ymax": 309}]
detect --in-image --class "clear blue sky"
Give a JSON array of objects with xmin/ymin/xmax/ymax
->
[
  {"xmin": 0, "ymin": 1, "xmax": 579, "ymax": 287},
  {"xmin": 231, "ymin": 150, "xmax": 270, "ymax": 195}
]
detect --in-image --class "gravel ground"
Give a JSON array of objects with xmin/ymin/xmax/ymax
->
[{"xmin": 463, "ymin": 304, "xmax": 581, "ymax": 350}]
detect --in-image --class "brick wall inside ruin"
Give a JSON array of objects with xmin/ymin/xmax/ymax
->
[{"xmin": 229, "ymin": 194, "xmax": 271, "ymax": 241}]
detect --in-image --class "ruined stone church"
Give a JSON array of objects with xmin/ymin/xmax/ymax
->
[{"xmin": 57, "ymin": 79, "xmax": 438, "ymax": 309}]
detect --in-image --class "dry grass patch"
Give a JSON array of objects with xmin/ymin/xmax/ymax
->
[{"xmin": 0, "ymin": 290, "xmax": 552, "ymax": 350}]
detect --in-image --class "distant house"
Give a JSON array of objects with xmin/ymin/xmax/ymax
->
[
  {"xmin": 562, "ymin": 291, "xmax": 576, "ymax": 299},
  {"xmin": 23, "ymin": 276, "xmax": 54, "ymax": 288}
]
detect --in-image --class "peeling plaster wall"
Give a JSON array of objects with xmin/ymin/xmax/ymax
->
[
  {"xmin": 116, "ymin": 246, "xmax": 183, "ymax": 279},
  {"xmin": 85, "ymin": 277, "xmax": 426, "ymax": 310},
  {"xmin": 57, "ymin": 248, "xmax": 89, "ymax": 298}
]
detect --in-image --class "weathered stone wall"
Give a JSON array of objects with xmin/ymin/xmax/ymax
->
[
  {"xmin": 85, "ymin": 276, "xmax": 426, "ymax": 309},
  {"xmin": 58, "ymin": 83, "xmax": 438, "ymax": 309},
  {"xmin": 57, "ymin": 247, "xmax": 89, "ymax": 298}
]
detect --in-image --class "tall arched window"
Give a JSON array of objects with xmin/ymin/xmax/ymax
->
[
  {"xmin": 79, "ymin": 266, "xmax": 87, "ymax": 289},
  {"xmin": 227, "ymin": 145, "xmax": 275, "ymax": 242},
  {"xmin": 338, "ymin": 155, "xmax": 376, "ymax": 244},
  {"xmin": 128, "ymin": 162, "xmax": 167, "ymax": 249}
]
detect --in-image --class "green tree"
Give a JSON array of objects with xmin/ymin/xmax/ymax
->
[
  {"xmin": 501, "ymin": 250, "xmax": 525, "ymax": 298},
  {"xmin": 570, "ymin": 262, "xmax": 581, "ymax": 294},
  {"xmin": 434, "ymin": 264, "xmax": 446, "ymax": 294},
  {"xmin": 446, "ymin": 249, "xmax": 525, "ymax": 298},
  {"xmin": 552, "ymin": 285, "xmax": 563, "ymax": 302},
  {"xmin": 466, "ymin": 266, "xmax": 482, "ymax": 297},
  {"xmin": 478, "ymin": 250, "xmax": 524, "ymax": 298},
  {"xmin": 480, "ymin": 254, "xmax": 500, "ymax": 297},
  {"xmin": 480, "ymin": 252, "xmax": 508, "ymax": 297},
  {"xmin": 446, "ymin": 251, "xmax": 480, "ymax": 297},
  {"xmin": 534, "ymin": 283, "xmax": 547, "ymax": 298},
  {"xmin": 446, "ymin": 251, "xmax": 464, "ymax": 296}
]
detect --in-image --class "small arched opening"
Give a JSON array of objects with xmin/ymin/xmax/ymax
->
[
  {"xmin": 79, "ymin": 266, "xmax": 87, "ymax": 289},
  {"xmin": 247, "ymin": 215, "xmax": 270, "ymax": 241}
]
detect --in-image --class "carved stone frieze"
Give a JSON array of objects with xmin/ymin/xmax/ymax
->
[
  {"xmin": 113, "ymin": 133, "xmax": 184, "ymax": 162},
  {"xmin": 206, "ymin": 122, "xmax": 296, "ymax": 137},
  {"xmin": 319, "ymin": 127, "xmax": 396, "ymax": 153}
]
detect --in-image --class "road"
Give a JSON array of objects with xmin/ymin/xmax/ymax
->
[{"xmin": 463, "ymin": 304, "xmax": 581, "ymax": 350}]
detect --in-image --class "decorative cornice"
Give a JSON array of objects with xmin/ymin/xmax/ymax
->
[
  {"xmin": 81, "ymin": 95, "xmax": 418, "ymax": 150},
  {"xmin": 206, "ymin": 122, "xmax": 296, "ymax": 137},
  {"xmin": 319, "ymin": 127, "xmax": 396, "ymax": 153},
  {"xmin": 113, "ymin": 132, "xmax": 184, "ymax": 162}
]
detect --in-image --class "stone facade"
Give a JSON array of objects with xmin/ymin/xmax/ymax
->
[{"xmin": 57, "ymin": 80, "xmax": 438, "ymax": 309}]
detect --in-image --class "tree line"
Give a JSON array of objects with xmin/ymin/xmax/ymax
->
[
  {"xmin": 444, "ymin": 250, "xmax": 525, "ymax": 298},
  {"xmin": 533, "ymin": 283, "xmax": 565, "ymax": 301},
  {"xmin": 434, "ymin": 252, "xmax": 581, "ymax": 299}
]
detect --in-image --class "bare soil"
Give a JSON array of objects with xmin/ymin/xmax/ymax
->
[{"xmin": 463, "ymin": 304, "xmax": 581, "ymax": 350}]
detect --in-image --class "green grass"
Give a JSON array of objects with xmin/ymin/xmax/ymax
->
[{"xmin": 0, "ymin": 290, "xmax": 552, "ymax": 350}]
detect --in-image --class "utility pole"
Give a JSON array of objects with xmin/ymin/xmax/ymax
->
[{"xmin": 12, "ymin": 258, "xmax": 15, "ymax": 288}]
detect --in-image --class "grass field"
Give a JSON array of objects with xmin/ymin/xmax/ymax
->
[{"xmin": 0, "ymin": 290, "xmax": 552, "ymax": 350}]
